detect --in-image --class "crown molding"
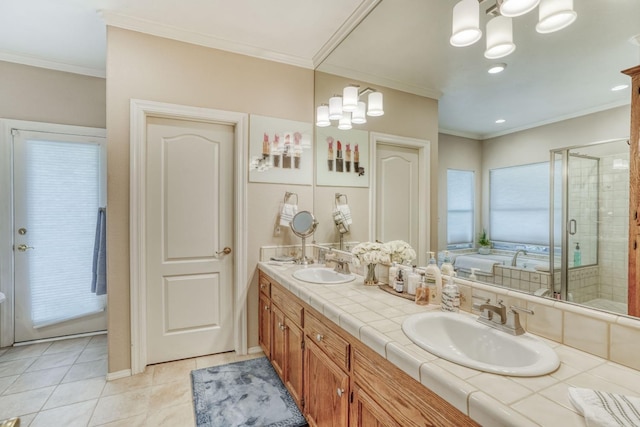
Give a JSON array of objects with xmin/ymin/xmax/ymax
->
[
  {"xmin": 101, "ymin": 10, "xmax": 315, "ymax": 69},
  {"xmin": 0, "ymin": 51, "xmax": 105, "ymax": 78},
  {"xmin": 312, "ymin": 0, "xmax": 382, "ymax": 68}
]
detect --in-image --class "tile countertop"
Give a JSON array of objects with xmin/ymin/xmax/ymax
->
[{"xmin": 258, "ymin": 262, "xmax": 640, "ymax": 427}]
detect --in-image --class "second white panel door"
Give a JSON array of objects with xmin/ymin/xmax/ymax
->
[{"xmin": 146, "ymin": 117, "xmax": 234, "ymax": 364}]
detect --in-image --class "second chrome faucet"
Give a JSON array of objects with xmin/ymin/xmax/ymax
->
[{"xmin": 476, "ymin": 299, "xmax": 534, "ymax": 335}]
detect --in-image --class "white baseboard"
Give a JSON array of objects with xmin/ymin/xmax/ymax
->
[
  {"xmin": 247, "ymin": 346, "xmax": 264, "ymax": 355},
  {"xmin": 106, "ymin": 369, "xmax": 132, "ymax": 381}
]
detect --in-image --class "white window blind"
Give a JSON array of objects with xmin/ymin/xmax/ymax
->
[
  {"xmin": 25, "ymin": 139, "xmax": 106, "ymax": 328},
  {"xmin": 447, "ymin": 169, "xmax": 474, "ymax": 246},
  {"xmin": 490, "ymin": 162, "xmax": 549, "ymax": 246}
]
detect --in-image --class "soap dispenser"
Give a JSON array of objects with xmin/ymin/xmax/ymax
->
[
  {"xmin": 573, "ymin": 242, "xmax": 581, "ymax": 267},
  {"xmin": 415, "ymin": 272, "xmax": 429, "ymax": 305},
  {"xmin": 440, "ymin": 251, "xmax": 454, "ymax": 277},
  {"xmin": 388, "ymin": 262, "xmax": 398, "ymax": 286},
  {"xmin": 441, "ymin": 272, "xmax": 460, "ymax": 312},
  {"xmin": 424, "ymin": 252, "xmax": 442, "ymax": 305}
]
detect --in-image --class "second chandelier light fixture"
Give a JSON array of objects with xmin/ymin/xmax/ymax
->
[
  {"xmin": 450, "ymin": 0, "xmax": 577, "ymax": 59},
  {"xmin": 316, "ymin": 85, "xmax": 384, "ymax": 129}
]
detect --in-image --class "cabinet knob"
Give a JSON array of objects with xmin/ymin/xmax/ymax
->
[
  {"xmin": 264, "ymin": 305, "xmax": 269, "ymax": 311},
  {"xmin": 316, "ymin": 334, "xmax": 323, "ymax": 342},
  {"xmin": 337, "ymin": 388, "xmax": 344, "ymax": 397},
  {"xmin": 279, "ymin": 323, "xmax": 286, "ymax": 331}
]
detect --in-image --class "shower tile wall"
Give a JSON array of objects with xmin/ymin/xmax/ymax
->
[
  {"xmin": 568, "ymin": 156, "xmax": 599, "ymax": 268},
  {"xmin": 598, "ymin": 153, "xmax": 629, "ymax": 304}
]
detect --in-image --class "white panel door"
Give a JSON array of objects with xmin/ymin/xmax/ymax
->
[
  {"xmin": 146, "ymin": 117, "xmax": 234, "ymax": 364},
  {"xmin": 13, "ymin": 129, "xmax": 107, "ymax": 342},
  {"xmin": 376, "ymin": 143, "xmax": 420, "ymax": 253}
]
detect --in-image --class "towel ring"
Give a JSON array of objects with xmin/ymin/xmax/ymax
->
[
  {"xmin": 284, "ymin": 191, "xmax": 298, "ymax": 205},
  {"xmin": 335, "ymin": 193, "xmax": 348, "ymax": 208}
]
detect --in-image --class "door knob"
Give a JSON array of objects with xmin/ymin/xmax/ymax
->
[
  {"xmin": 17, "ymin": 244, "xmax": 34, "ymax": 252},
  {"xmin": 216, "ymin": 247, "xmax": 232, "ymax": 256}
]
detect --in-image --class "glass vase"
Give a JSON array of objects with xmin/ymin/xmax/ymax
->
[{"xmin": 364, "ymin": 263, "xmax": 378, "ymax": 286}]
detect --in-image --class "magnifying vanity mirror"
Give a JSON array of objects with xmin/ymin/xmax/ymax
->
[{"xmin": 291, "ymin": 211, "xmax": 318, "ymax": 265}]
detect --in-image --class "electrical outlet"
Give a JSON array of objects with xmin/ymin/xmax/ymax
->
[{"xmin": 274, "ymin": 226, "xmax": 281, "ymax": 237}]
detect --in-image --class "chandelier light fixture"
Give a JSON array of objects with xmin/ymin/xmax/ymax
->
[
  {"xmin": 316, "ymin": 85, "xmax": 384, "ymax": 128},
  {"xmin": 450, "ymin": 0, "xmax": 577, "ymax": 60}
]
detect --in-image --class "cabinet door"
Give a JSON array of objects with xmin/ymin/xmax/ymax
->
[
  {"xmin": 304, "ymin": 339, "xmax": 349, "ymax": 427},
  {"xmin": 285, "ymin": 320, "xmax": 304, "ymax": 410},
  {"xmin": 271, "ymin": 305, "xmax": 286, "ymax": 379},
  {"xmin": 351, "ymin": 384, "xmax": 402, "ymax": 427},
  {"xmin": 258, "ymin": 292, "xmax": 271, "ymax": 358}
]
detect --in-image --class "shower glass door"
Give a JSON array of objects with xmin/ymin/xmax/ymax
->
[{"xmin": 550, "ymin": 139, "xmax": 629, "ymax": 314}]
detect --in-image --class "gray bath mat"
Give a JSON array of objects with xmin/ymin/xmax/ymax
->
[{"xmin": 191, "ymin": 356, "xmax": 307, "ymax": 427}]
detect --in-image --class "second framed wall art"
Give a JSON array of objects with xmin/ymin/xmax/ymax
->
[{"xmin": 315, "ymin": 127, "xmax": 369, "ymax": 187}]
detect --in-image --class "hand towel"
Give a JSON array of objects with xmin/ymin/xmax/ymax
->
[
  {"xmin": 279, "ymin": 203, "xmax": 298, "ymax": 227},
  {"xmin": 569, "ymin": 386, "xmax": 640, "ymax": 427},
  {"xmin": 337, "ymin": 204, "xmax": 352, "ymax": 225}
]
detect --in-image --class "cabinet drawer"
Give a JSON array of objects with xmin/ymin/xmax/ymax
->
[
  {"xmin": 259, "ymin": 273, "xmax": 271, "ymax": 297},
  {"xmin": 305, "ymin": 311, "xmax": 350, "ymax": 372},
  {"xmin": 271, "ymin": 285, "xmax": 303, "ymax": 327}
]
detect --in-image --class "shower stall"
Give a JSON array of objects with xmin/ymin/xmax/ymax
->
[{"xmin": 550, "ymin": 138, "xmax": 630, "ymax": 314}]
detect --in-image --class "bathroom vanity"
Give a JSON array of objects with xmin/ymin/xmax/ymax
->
[
  {"xmin": 258, "ymin": 260, "xmax": 640, "ymax": 426},
  {"xmin": 258, "ymin": 268, "xmax": 478, "ymax": 426}
]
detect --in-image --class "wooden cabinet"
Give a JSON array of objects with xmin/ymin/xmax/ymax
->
[
  {"xmin": 350, "ymin": 385, "xmax": 402, "ymax": 427},
  {"xmin": 257, "ymin": 269, "xmax": 478, "ymax": 427},
  {"xmin": 304, "ymin": 311, "xmax": 351, "ymax": 426},
  {"xmin": 265, "ymin": 275, "xmax": 305, "ymax": 411}
]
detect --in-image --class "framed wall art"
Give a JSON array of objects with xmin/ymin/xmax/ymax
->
[
  {"xmin": 316, "ymin": 127, "xmax": 369, "ymax": 187},
  {"xmin": 249, "ymin": 115, "xmax": 313, "ymax": 185}
]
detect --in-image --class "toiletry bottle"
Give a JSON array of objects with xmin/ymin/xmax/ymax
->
[
  {"xmin": 407, "ymin": 266, "xmax": 419, "ymax": 296},
  {"xmin": 573, "ymin": 242, "xmax": 581, "ymax": 267},
  {"xmin": 388, "ymin": 262, "xmax": 398, "ymax": 287},
  {"xmin": 415, "ymin": 272, "xmax": 429, "ymax": 305},
  {"xmin": 441, "ymin": 272, "xmax": 460, "ymax": 312},
  {"xmin": 424, "ymin": 252, "xmax": 442, "ymax": 305},
  {"xmin": 440, "ymin": 251, "xmax": 454, "ymax": 277},
  {"xmin": 394, "ymin": 269, "xmax": 404, "ymax": 293}
]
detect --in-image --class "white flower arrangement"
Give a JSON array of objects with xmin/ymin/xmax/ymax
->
[
  {"xmin": 383, "ymin": 240, "xmax": 416, "ymax": 264},
  {"xmin": 350, "ymin": 241, "xmax": 391, "ymax": 266}
]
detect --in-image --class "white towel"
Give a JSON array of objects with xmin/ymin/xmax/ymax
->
[
  {"xmin": 569, "ymin": 387, "xmax": 640, "ymax": 427},
  {"xmin": 279, "ymin": 203, "xmax": 298, "ymax": 227},
  {"xmin": 453, "ymin": 255, "xmax": 498, "ymax": 274},
  {"xmin": 337, "ymin": 204, "xmax": 352, "ymax": 225}
]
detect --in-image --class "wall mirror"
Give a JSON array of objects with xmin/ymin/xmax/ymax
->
[{"xmin": 314, "ymin": 0, "xmax": 640, "ymax": 318}]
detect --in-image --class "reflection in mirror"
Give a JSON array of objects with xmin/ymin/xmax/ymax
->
[
  {"xmin": 315, "ymin": 0, "xmax": 640, "ymax": 318},
  {"xmin": 291, "ymin": 211, "xmax": 318, "ymax": 265}
]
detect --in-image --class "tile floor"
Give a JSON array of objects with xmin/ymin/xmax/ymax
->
[{"xmin": 0, "ymin": 335, "xmax": 263, "ymax": 426}]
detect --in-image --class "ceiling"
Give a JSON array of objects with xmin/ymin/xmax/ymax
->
[{"xmin": 2, "ymin": 0, "xmax": 639, "ymax": 139}]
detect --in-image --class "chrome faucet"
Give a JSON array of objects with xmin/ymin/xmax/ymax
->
[
  {"xmin": 475, "ymin": 299, "xmax": 534, "ymax": 335},
  {"xmin": 511, "ymin": 249, "xmax": 527, "ymax": 266},
  {"xmin": 478, "ymin": 300, "xmax": 507, "ymax": 324},
  {"xmin": 333, "ymin": 258, "xmax": 351, "ymax": 275}
]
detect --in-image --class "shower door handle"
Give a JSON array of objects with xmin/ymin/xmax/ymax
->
[{"xmin": 568, "ymin": 219, "xmax": 577, "ymax": 235}]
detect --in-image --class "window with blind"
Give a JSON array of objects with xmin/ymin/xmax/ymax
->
[
  {"xmin": 489, "ymin": 162, "xmax": 550, "ymax": 248},
  {"xmin": 447, "ymin": 169, "xmax": 474, "ymax": 248},
  {"xmin": 25, "ymin": 139, "xmax": 106, "ymax": 328}
]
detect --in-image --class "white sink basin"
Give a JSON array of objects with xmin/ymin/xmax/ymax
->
[
  {"xmin": 292, "ymin": 267, "xmax": 355, "ymax": 284},
  {"xmin": 402, "ymin": 311, "xmax": 560, "ymax": 377}
]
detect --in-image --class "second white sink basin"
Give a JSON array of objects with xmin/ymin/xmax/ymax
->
[
  {"xmin": 402, "ymin": 311, "xmax": 560, "ymax": 377},
  {"xmin": 293, "ymin": 267, "xmax": 355, "ymax": 284}
]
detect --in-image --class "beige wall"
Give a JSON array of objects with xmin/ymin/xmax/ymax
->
[
  {"xmin": 106, "ymin": 27, "xmax": 316, "ymax": 372},
  {"xmin": 0, "ymin": 61, "xmax": 105, "ymax": 127},
  {"xmin": 437, "ymin": 134, "xmax": 483, "ymax": 250},
  {"xmin": 314, "ymin": 72, "xmax": 440, "ymax": 253}
]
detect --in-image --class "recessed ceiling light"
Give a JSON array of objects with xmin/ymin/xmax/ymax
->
[
  {"xmin": 488, "ymin": 63, "xmax": 507, "ymax": 74},
  {"xmin": 495, "ymin": 119, "xmax": 506, "ymax": 124},
  {"xmin": 611, "ymin": 84, "xmax": 629, "ymax": 92}
]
